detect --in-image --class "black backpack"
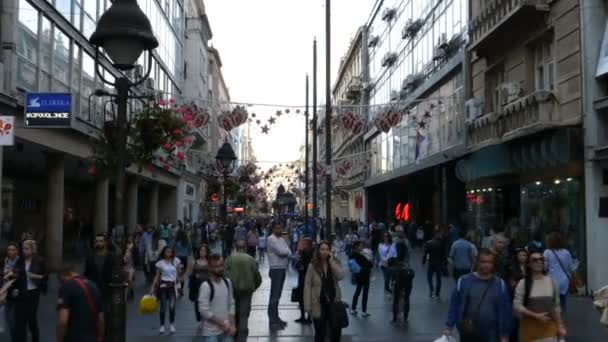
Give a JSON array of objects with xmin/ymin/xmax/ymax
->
[{"xmin": 204, "ymin": 277, "xmax": 231, "ymax": 302}]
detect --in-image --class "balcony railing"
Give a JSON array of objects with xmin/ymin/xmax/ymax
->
[
  {"xmin": 346, "ymin": 76, "xmax": 363, "ymax": 100},
  {"xmin": 469, "ymin": 0, "xmax": 550, "ymax": 53},
  {"xmin": 466, "ymin": 90, "xmax": 559, "ymax": 150}
]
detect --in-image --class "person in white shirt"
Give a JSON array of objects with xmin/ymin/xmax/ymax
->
[
  {"xmin": 199, "ymin": 255, "xmax": 236, "ymax": 342},
  {"xmin": 266, "ymin": 221, "xmax": 291, "ymax": 329},
  {"xmin": 150, "ymin": 246, "xmax": 183, "ymax": 334}
]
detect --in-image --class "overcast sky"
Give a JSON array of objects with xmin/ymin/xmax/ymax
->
[{"xmin": 205, "ymin": 0, "xmax": 376, "ymax": 170}]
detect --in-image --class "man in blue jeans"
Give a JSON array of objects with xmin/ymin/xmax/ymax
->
[{"xmin": 266, "ymin": 221, "xmax": 291, "ymax": 329}]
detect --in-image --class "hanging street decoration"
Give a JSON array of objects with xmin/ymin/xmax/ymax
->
[{"xmin": 218, "ymin": 105, "xmax": 248, "ymax": 131}]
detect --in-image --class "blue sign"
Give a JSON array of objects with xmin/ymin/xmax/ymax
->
[{"xmin": 24, "ymin": 93, "xmax": 72, "ymax": 127}]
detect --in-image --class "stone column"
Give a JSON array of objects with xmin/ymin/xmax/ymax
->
[
  {"xmin": 148, "ymin": 183, "xmax": 159, "ymax": 228},
  {"xmin": 126, "ymin": 177, "xmax": 139, "ymax": 233},
  {"xmin": 46, "ymin": 153, "xmax": 64, "ymax": 271},
  {"xmin": 93, "ymin": 178, "xmax": 109, "ymax": 235}
]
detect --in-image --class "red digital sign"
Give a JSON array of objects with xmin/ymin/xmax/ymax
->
[{"xmin": 394, "ymin": 202, "xmax": 410, "ymax": 221}]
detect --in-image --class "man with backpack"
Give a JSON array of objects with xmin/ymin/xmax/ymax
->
[
  {"xmin": 349, "ymin": 241, "xmax": 373, "ymax": 317},
  {"xmin": 225, "ymin": 241, "xmax": 262, "ymax": 342},
  {"xmin": 199, "ymin": 255, "xmax": 236, "ymax": 341},
  {"xmin": 389, "ymin": 239, "xmax": 415, "ymax": 325}
]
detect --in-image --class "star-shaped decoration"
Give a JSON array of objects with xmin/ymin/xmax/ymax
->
[
  {"xmin": 251, "ymin": 113, "xmax": 257, "ymax": 118},
  {"xmin": 296, "ymin": 109, "xmax": 301, "ymax": 114},
  {"xmin": 285, "ymin": 109, "xmax": 290, "ymax": 114},
  {"xmin": 276, "ymin": 110, "xmax": 282, "ymax": 117},
  {"xmin": 256, "ymin": 120, "xmax": 261, "ymax": 125},
  {"xmin": 268, "ymin": 117, "xmax": 276, "ymax": 125},
  {"xmin": 418, "ymin": 121, "xmax": 426, "ymax": 129},
  {"xmin": 423, "ymin": 111, "xmax": 431, "ymax": 119},
  {"xmin": 261, "ymin": 125, "xmax": 270, "ymax": 134}
]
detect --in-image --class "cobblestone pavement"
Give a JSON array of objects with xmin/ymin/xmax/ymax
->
[{"xmin": 2, "ymin": 249, "xmax": 607, "ymax": 341}]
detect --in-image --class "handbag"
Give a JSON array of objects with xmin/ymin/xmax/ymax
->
[
  {"xmin": 329, "ymin": 301, "xmax": 349, "ymax": 329},
  {"xmin": 291, "ymin": 287, "xmax": 302, "ymax": 303},
  {"xmin": 457, "ymin": 278, "xmax": 493, "ymax": 338},
  {"xmin": 550, "ymin": 250, "xmax": 576, "ymax": 294}
]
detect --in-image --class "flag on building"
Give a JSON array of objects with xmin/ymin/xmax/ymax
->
[{"xmin": 415, "ymin": 130, "xmax": 425, "ymax": 161}]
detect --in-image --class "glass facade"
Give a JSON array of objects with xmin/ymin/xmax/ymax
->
[
  {"xmin": 15, "ymin": 0, "xmax": 184, "ymax": 127},
  {"xmin": 367, "ymin": 0, "xmax": 467, "ymax": 178}
]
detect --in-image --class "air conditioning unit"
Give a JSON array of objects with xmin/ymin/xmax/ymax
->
[
  {"xmin": 402, "ymin": 75, "xmax": 414, "ymax": 90},
  {"xmin": 465, "ymin": 98, "xmax": 483, "ymax": 123},
  {"xmin": 433, "ymin": 46, "xmax": 446, "ymax": 61},
  {"xmin": 144, "ymin": 78, "xmax": 155, "ymax": 90},
  {"xmin": 382, "ymin": 7, "xmax": 397, "ymax": 21},
  {"xmin": 437, "ymin": 33, "xmax": 448, "ymax": 49},
  {"xmin": 390, "ymin": 90, "xmax": 400, "ymax": 101}
]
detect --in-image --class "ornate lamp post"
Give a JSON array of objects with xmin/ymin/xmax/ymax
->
[
  {"xmin": 239, "ymin": 174, "xmax": 251, "ymax": 216},
  {"xmin": 89, "ymin": 1, "xmax": 158, "ymax": 341},
  {"xmin": 215, "ymin": 141, "xmax": 237, "ymax": 222}
]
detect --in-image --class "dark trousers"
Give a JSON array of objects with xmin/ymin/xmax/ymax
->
[
  {"xmin": 5, "ymin": 300, "xmax": 16, "ymax": 341},
  {"xmin": 453, "ymin": 267, "xmax": 470, "ymax": 282},
  {"xmin": 392, "ymin": 282, "xmax": 412, "ymax": 321},
  {"xmin": 194, "ymin": 300, "xmax": 202, "ymax": 322},
  {"xmin": 158, "ymin": 287, "xmax": 176, "ymax": 325},
  {"xmin": 351, "ymin": 279, "xmax": 370, "ymax": 312},
  {"xmin": 234, "ymin": 291, "xmax": 253, "ymax": 342},
  {"xmin": 14, "ymin": 289, "xmax": 40, "ymax": 342},
  {"xmin": 427, "ymin": 264, "xmax": 442, "ymax": 296},
  {"xmin": 246, "ymin": 246, "xmax": 256, "ymax": 258},
  {"xmin": 381, "ymin": 266, "xmax": 391, "ymax": 292},
  {"xmin": 267, "ymin": 268, "xmax": 286, "ymax": 322},
  {"xmin": 222, "ymin": 242, "xmax": 233, "ymax": 258},
  {"xmin": 312, "ymin": 303, "xmax": 342, "ymax": 342}
]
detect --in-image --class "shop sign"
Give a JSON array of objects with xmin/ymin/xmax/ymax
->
[
  {"xmin": 0, "ymin": 116, "xmax": 15, "ymax": 146},
  {"xmin": 24, "ymin": 93, "xmax": 71, "ymax": 127},
  {"xmin": 394, "ymin": 202, "xmax": 409, "ymax": 221}
]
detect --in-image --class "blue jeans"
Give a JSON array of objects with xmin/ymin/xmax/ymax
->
[
  {"xmin": 202, "ymin": 334, "xmax": 233, "ymax": 342},
  {"xmin": 560, "ymin": 294, "xmax": 567, "ymax": 313},
  {"xmin": 427, "ymin": 265, "xmax": 442, "ymax": 296},
  {"xmin": 268, "ymin": 268, "xmax": 286, "ymax": 322},
  {"xmin": 158, "ymin": 287, "xmax": 176, "ymax": 325}
]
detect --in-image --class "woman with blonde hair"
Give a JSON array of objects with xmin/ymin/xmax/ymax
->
[{"xmin": 304, "ymin": 241, "xmax": 345, "ymax": 342}]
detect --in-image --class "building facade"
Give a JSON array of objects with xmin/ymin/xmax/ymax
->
[
  {"xmin": 331, "ymin": 26, "xmax": 369, "ymax": 223},
  {"xmin": 363, "ymin": 0, "xmax": 468, "ymax": 225},
  {"xmin": 0, "ymin": 0, "xmax": 226, "ymax": 268}
]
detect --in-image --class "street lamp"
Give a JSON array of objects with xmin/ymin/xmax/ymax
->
[
  {"xmin": 239, "ymin": 174, "xmax": 251, "ymax": 216},
  {"xmin": 89, "ymin": 1, "xmax": 158, "ymax": 341},
  {"xmin": 215, "ymin": 141, "xmax": 237, "ymax": 222}
]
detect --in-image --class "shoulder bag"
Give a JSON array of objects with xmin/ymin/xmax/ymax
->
[
  {"xmin": 73, "ymin": 278, "xmax": 101, "ymax": 342},
  {"xmin": 457, "ymin": 277, "xmax": 494, "ymax": 339}
]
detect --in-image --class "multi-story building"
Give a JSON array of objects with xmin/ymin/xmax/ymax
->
[
  {"xmin": 331, "ymin": 26, "xmax": 369, "ymax": 223},
  {"xmin": 461, "ymin": 0, "xmax": 587, "ymax": 286},
  {"xmin": 363, "ymin": 0, "xmax": 468, "ymax": 225},
  {"xmin": 0, "ymin": 0, "xmax": 196, "ymax": 268}
]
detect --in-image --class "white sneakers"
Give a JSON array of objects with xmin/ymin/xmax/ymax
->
[{"xmin": 159, "ymin": 325, "xmax": 176, "ymax": 334}]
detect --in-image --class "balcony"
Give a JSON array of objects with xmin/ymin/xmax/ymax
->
[
  {"xmin": 466, "ymin": 90, "xmax": 561, "ymax": 150},
  {"xmin": 469, "ymin": 0, "xmax": 550, "ymax": 54},
  {"xmin": 346, "ymin": 76, "xmax": 363, "ymax": 100}
]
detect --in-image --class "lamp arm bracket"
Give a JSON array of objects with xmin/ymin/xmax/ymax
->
[
  {"xmin": 131, "ymin": 52, "xmax": 154, "ymax": 88},
  {"xmin": 94, "ymin": 48, "xmax": 117, "ymax": 87}
]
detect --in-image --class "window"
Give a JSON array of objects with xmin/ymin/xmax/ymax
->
[
  {"xmin": 534, "ymin": 40, "xmax": 555, "ymax": 91},
  {"xmin": 485, "ymin": 64, "xmax": 505, "ymax": 113}
]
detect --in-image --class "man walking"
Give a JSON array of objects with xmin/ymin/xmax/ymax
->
[
  {"xmin": 423, "ymin": 229, "xmax": 447, "ymax": 298},
  {"xmin": 444, "ymin": 249, "xmax": 512, "ymax": 342},
  {"xmin": 225, "ymin": 240, "xmax": 262, "ymax": 342},
  {"xmin": 199, "ymin": 255, "xmax": 236, "ymax": 342},
  {"xmin": 266, "ymin": 221, "xmax": 291, "ymax": 329},
  {"xmin": 56, "ymin": 263, "xmax": 104, "ymax": 342},
  {"xmin": 449, "ymin": 229, "xmax": 478, "ymax": 281},
  {"xmin": 84, "ymin": 234, "xmax": 114, "ymax": 304}
]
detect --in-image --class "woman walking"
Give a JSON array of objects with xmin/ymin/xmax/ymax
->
[
  {"xmin": 294, "ymin": 238, "xmax": 313, "ymax": 324},
  {"xmin": 304, "ymin": 241, "xmax": 345, "ymax": 342},
  {"xmin": 349, "ymin": 240, "xmax": 372, "ymax": 317},
  {"xmin": 150, "ymin": 246, "xmax": 183, "ymax": 334},
  {"xmin": 543, "ymin": 232, "xmax": 573, "ymax": 313},
  {"xmin": 378, "ymin": 233, "xmax": 395, "ymax": 293},
  {"xmin": 124, "ymin": 236, "xmax": 136, "ymax": 300},
  {"xmin": 13, "ymin": 239, "xmax": 47, "ymax": 342},
  {"xmin": 174, "ymin": 230, "xmax": 192, "ymax": 294},
  {"xmin": 513, "ymin": 252, "xmax": 566, "ymax": 341},
  {"xmin": 246, "ymin": 228, "xmax": 258, "ymax": 258},
  {"xmin": 189, "ymin": 244, "xmax": 210, "ymax": 334},
  {"xmin": 145, "ymin": 231, "xmax": 166, "ymax": 284}
]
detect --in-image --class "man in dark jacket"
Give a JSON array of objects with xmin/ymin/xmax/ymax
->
[
  {"xmin": 84, "ymin": 234, "xmax": 114, "ymax": 303},
  {"xmin": 350, "ymin": 241, "xmax": 373, "ymax": 317},
  {"xmin": 423, "ymin": 229, "xmax": 447, "ymax": 298}
]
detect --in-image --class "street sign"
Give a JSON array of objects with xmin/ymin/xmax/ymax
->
[
  {"xmin": 24, "ymin": 93, "xmax": 71, "ymax": 127},
  {"xmin": 0, "ymin": 116, "xmax": 14, "ymax": 146}
]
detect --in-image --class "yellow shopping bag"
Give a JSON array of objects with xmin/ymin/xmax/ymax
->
[{"xmin": 138, "ymin": 295, "xmax": 158, "ymax": 315}]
